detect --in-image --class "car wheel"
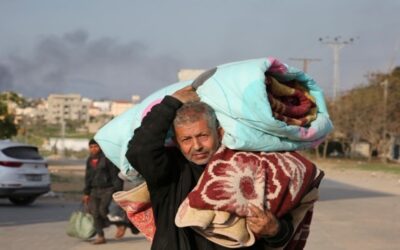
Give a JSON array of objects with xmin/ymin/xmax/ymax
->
[{"xmin": 9, "ymin": 196, "xmax": 37, "ymax": 206}]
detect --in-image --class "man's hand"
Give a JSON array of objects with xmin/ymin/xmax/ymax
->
[
  {"xmin": 246, "ymin": 204, "xmax": 280, "ymax": 237},
  {"xmin": 172, "ymin": 85, "xmax": 200, "ymax": 103},
  {"xmin": 82, "ymin": 195, "xmax": 90, "ymax": 204}
]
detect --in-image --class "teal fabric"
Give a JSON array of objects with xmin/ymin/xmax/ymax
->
[
  {"xmin": 196, "ymin": 58, "xmax": 332, "ymax": 151},
  {"xmin": 94, "ymin": 57, "xmax": 333, "ymax": 181},
  {"xmin": 94, "ymin": 81, "xmax": 190, "ymax": 181}
]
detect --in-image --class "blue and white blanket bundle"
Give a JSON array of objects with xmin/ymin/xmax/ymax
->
[{"xmin": 94, "ymin": 57, "xmax": 333, "ymax": 183}]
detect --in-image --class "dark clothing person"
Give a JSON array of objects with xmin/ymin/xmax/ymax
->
[
  {"xmin": 83, "ymin": 153, "xmax": 122, "ymax": 194},
  {"xmin": 126, "ymin": 96, "xmax": 293, "ymax": 250},
  {"xmin": 88, "ymin": 186, "xmax": 114, "ymax": 236},
  {"xmin": 83, "ymin": 148, "xmax": 122, "ymax": 241}
]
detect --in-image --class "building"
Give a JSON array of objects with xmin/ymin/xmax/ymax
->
[
  {"xmin": 110, "ymin": 100, "xmax": 133, "ymax": 117},
  {"xmin": 43, "ymin": 137, "xmax": 89, "ymax": 152},
  {"xmin": 46, "ymin": 94, "xmax": 90, "ymax": 124},
  {"xmin": 178, "ymin": 69, "xmax": 205, "ymax": 81},
  {"xmin": 109, "ymin": 96, "xmax": 141, "ymax": 117},
  {"xmin": 92, "ymin": 100, "xmax": 112, "ymax": 113}
]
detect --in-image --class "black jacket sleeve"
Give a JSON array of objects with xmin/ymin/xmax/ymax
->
[
  {"xmin": 125, "ymin": 96, "xmax": 182, "ymax": 188},
  {"xmin": 107, "ymin": 158, "xmax": 124, "ymax": 192},
  {"xmin": 83, "ymin": 158, "xmax": 92, "ymax": 195}
]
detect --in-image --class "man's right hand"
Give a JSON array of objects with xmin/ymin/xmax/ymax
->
[
  {"xmin": 172, "ymin": 85, "xmax": 200, "ymax": 103},
  {"xmin": 246, "ymin": 204, "xmax": 280, "ymax": 238},
  {"xmin": 82, "ymin": 195, "xmax": 90, "ymax": 204}
]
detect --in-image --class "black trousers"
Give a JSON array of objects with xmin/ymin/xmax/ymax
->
[{"xmin": 89, "ymin": 187, "xmax": 114, "ymax": 237}]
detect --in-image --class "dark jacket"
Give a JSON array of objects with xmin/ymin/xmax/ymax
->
[
  {"xmin": 125, "ymin": 96, "xmax": 293, "ymax": 250},
  {"xmin": 83, "ymin": 152, "xmax": 122, "ymax": 195}
]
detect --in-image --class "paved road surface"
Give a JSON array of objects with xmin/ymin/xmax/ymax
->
[{"xmin": 1, "ymin": 178, "xmax": 399, "ymax": 250}]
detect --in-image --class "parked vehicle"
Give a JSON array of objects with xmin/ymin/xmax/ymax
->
[{"xmin": 0, "ymin": 140, "xmax": 50, "ymax": 205}]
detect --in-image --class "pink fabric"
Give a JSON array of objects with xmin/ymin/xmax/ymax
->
[
  {"xmin": 267, "ymin": 57, "xmax": 288, "ymax": 75},
  {"xmin": 311, "ymin": 137, "xmax": 325, "ymax": 148},
  {"xmin": 141, "ymin": 99, "xmax": 162, "ymax": 119},
  {"xmin": 299, "ymin": 127, "xmax": 317, "ymax": 140},
  {"xmin": 115, "ymin": 198, "xmax": 155, "ymax": 241}
]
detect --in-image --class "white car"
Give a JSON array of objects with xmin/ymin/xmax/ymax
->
[{"xmin": 0, "ymin": 140, "xmax": 50, "ymax": 205}]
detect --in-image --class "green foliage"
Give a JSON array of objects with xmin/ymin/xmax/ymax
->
[
  {"xmin": 0, "ymin": 91, "xmax": 27, "ymax": 106},
  {"xmin": 0, "ymin": 101, "xmax": 7, "ymax": 115},
  {"xmin": 0, "ymin": 93, "xmax": 18, "ymax": 139},
  {"xmin": 330, "ymin": 68, "xmax": 400, "ymax": 159},
  {"xmin": 0, "ymin": 115, "xmax": 17, "ymax": 139}
]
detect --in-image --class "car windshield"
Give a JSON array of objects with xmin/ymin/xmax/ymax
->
[{"xmin": 2, "ymin": 146, "xmax": 44, "ymax": 160}]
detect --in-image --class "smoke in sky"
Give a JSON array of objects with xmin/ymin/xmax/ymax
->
[
  {"xmin": 0, "ymin": 29, "xmax": 183, "ymax": 100},
  {"xmin": 0, "ymin": 63, "xmax": 14, "ymax": 91}
]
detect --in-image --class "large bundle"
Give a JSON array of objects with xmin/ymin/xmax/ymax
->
[{"xmin": 94, "ymin": 57, "xmax": 333, "ymax": 181}]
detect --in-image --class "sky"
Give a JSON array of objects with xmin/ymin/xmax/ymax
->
[{"xmin": 0, "ymin": 0, "xmax": 399, "ymax": 100}]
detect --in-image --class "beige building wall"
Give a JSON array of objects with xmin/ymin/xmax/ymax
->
[
  {"xmin": 110, "ymin": 101, "xmax": 133, "ymax": 117},
  {"xmin": 177, "ymin": 69, "xmax": 205, "ymax": 81},
  {"xmin": 46, "ymin": 94, "xmax": 90, "ymax": 124}
]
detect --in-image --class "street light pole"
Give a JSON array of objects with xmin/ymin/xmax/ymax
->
[{"xmin": 319, "ymin": 36, "xmax": 355, "ymax": 100}]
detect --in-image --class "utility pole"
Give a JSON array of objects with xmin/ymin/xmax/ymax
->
[
  {"xmin": 381, "ymin": 39, "xmax": 399, "ymax": 162},
  {"xmin": 60, "ymin": 105, "xmax": 65, "ymax": 158},
  {"xmin": 319, "ymin": 36, "xmax": 355, "ymax": 100},
  {"xmin": 289, "ymin": 58, "xmax": 321, "ymax": 73}
]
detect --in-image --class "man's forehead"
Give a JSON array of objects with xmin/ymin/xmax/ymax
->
[{"xmin": 174, "ymin": 119, "xmax": 213, "ymax": 136}]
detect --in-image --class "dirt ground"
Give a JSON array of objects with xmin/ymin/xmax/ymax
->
[{"xmin": 314, "ymin": 160, "xmax": 400, "ymax": 195}]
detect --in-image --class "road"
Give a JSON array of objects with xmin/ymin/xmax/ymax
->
[{"xmin": 0, "ymin": 177, "xmax": 399, "ymax": 250}]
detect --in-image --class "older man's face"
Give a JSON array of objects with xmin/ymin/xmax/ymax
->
[{"xmin": 174, "ymin": 118, "xmax": 222, "ymax": 165}]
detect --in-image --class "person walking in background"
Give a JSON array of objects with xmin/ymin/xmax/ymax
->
[{"xmin": 82, "ymin": 139, "xmax": 126, "ymax": 244}]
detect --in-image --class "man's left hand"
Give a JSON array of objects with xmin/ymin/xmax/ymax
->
[
  {"xmin": 246, "ymin": 204, "xmax": 280, "ymax": 237},
  {"xmin": 172, "ymin": 85, "xmax": 200, "ymax": 103}
]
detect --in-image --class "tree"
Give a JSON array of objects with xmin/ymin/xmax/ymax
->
[
  {"xmin": 331, "ymin": 68, "xmax": 400, "ymax": 160},
  {"xmin": 0, "ymin": 100, "xmax": 17, "ymax": 139}
]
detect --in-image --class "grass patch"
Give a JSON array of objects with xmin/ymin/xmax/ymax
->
[
  {"xmin": 50, "ymin": 173, "xmax": 75, "ymax": 183},
  {"xmin": 317, "ymin": 158, "xmax": 400, "ymax": 176},
  {"xmin": 344, "ymin": 162, "xmax": 400, "ymax": 175}
]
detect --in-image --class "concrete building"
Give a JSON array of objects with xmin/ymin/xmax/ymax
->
[
  {"xmin": 46, "ymin": 94, "xmax": 90, "ymax": 124},
  {"xmin": 15, "ymin": 100, "xmax": 47, "ymax": 119},
  {"xmin": 178, "ymin": 69, "xmax": 205, "ymax": 81},
  {"xmin": 43, "ymin": 137, "xmax": 89, "ymax": 151},
  {"xmin": 92, "ymin": 100, "xmax": 112, "ymax": 113},
  {"xmin": 110, "ymin": 100, "xmax": 133, "ymax": 117},
  {"xmin": 109, "ymin": 96, "xmax": 140, "ymax": 117}
]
